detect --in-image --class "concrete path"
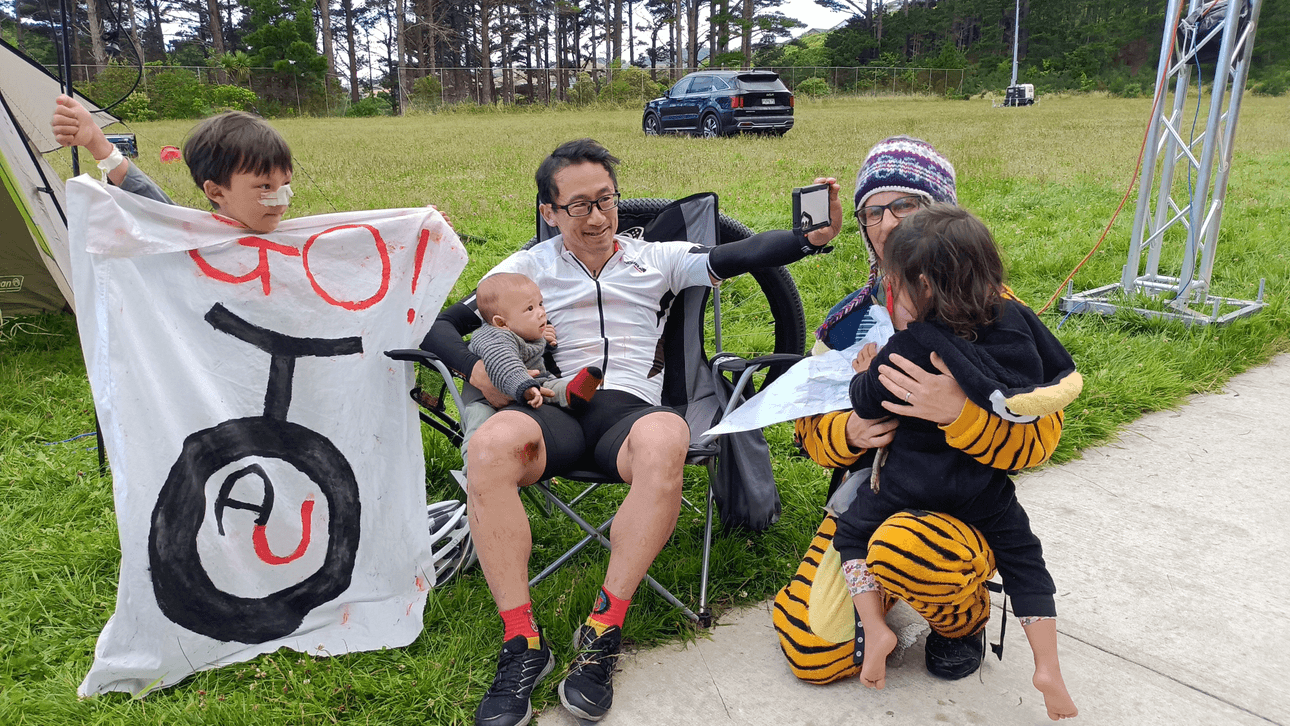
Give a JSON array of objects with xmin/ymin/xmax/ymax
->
[{"xmin": 537, "ymin": 353, "xmax": 1290, "ymax": 726}]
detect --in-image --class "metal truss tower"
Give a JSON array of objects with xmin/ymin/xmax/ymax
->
[{"xmin": 1061, "ymin": 0, "xmax": 1266, "ymax": 325}]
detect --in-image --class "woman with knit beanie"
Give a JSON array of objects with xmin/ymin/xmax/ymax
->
[{"xmin": 772, "ymin": 137, "xmax": 1069, "ymax": 690}]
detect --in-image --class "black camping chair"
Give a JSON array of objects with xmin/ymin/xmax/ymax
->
[{"xmin": 387, "ymin": 193, "xmax": 805, "ymax": 626}]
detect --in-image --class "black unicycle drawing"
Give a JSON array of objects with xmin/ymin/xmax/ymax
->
[{"xmin": 149, "ymin": 303, "xmax": 363, "ymax": 644}]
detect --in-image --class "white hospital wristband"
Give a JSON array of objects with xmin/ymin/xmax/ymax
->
[{"xmin": 96, "ymin": 146, "xmax": 125, "ymax": 179}]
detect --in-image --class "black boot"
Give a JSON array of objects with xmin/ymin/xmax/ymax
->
[{"xmin": 924, "ymin": 629, "xmax": 985, "ymax": 680}]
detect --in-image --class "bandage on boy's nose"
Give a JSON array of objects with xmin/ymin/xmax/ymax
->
[{"xmin": 258, "ymin": 184, "xmax": 294, "ymax": 207}]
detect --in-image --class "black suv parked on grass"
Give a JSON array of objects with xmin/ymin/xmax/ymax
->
[{"xmin": 642, "ymin": 70, "xmax": 794, "ymax": 138}]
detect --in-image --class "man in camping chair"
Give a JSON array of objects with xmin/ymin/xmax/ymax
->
[{"xmin": 423, "ymin": 138, "xmax": 840, "ymax": 726}]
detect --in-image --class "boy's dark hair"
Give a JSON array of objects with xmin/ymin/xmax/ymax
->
[
  {"xmin": 883, "ymin": 203, "xmax": 1005, "ymax": 340},
  {"xmin": 183, "ymin": 111, "xmax": 292, "ymax": 192},
  {"xmin": 535, "ymin": 138, "xmax": 619, "ymax": 205}
]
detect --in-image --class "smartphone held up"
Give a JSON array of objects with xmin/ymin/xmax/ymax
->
[{"xmin": 792, "ymin": 183, "xmax": 831, "ymax": 235}]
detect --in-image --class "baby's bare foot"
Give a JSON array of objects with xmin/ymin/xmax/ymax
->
[
  {"xmin": 859, "ymin": 624, "xmax": 898, "ymax": 690},
  {"xmin": 1034, "ymin": 667, "xmax": 1078, "ymax": 720}
]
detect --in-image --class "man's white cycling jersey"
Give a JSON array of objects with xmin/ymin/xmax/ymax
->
[{"xmin": 480, "ymin": 234, "xmax": 713, "ymax": 406}]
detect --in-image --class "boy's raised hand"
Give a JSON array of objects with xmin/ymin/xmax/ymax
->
[
  {"xmin": 50, "ymin": 95, "xmax": 113, "ymax": 159},
  {"xmin": 50, "ymin": 95, "xmax": 130, "ymax": 185}
]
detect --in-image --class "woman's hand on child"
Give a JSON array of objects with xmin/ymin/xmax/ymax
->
[
  {"xmin": 851, "ymin": 342, "xmax": 878, "ymax": 374},
  {"xmin": 50, "ymin": 95, "xmax": 113, "ymax": 160},
  {"xmin": 542, "ymin": 324, "xmax": 557, "ymax": 346},
  {"xmin": 845, "ymin": 412, "xmax": 897, "ymax": 450},
  {"xmin": 804, "ymin": 177, "xmax": 843, "ymax": 249},
  {"xmin": 878, "ymin": 352, "xmax": 968, "ymax": 425}
]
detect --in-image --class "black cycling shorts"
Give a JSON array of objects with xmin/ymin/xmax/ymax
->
[{"xmin": 502, "ymin": 389, "xmax": 680, "ymax": 481}]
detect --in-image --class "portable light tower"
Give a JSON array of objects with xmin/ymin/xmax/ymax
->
[
  {"xmin": 1003, "ymin": 0, "xmax": 1034, "ymax": 106},
  {"xmin": 1060, "ymin": 0, "xmax": 1266, "ymax": 325}
]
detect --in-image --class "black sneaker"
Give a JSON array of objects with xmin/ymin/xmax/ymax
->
[
  {"xmin": 475, "ymin": 634, "xmax": 555, "ymax": 726},
  {"xmin": 924, "ymin": 629, "xmax": 985, "ymax": 680},
  {"xmin": 558, "ymin": 624, "xmax": 622, "ymax": 721}
]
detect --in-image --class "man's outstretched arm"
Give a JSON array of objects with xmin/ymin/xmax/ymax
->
[{"xmin": 703, "ymin": 178, "xmax": 841, "ymax": 283}]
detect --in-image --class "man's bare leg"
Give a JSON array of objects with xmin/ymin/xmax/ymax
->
[
  {"xmin": 465, "ymin": 410, "xmax": 548, "ymax": 611},
  {"xmin": 469, "ymin": 411, "xmax": 559, "ymax": 726},
  {"xmin": 602, "ymin": 412, "xmax": 689, "ymax": 600},
  {"xmin": 558, "ymin": 412, "xmax": 689, "ymax": 722}
]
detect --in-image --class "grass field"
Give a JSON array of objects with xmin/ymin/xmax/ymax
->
[{"xmin": 2, "ymin": 94, "xmax": 1289, "ymax": 725}]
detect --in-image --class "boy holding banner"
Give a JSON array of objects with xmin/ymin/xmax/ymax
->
[
  {"xmin": 52, "ymin": 95, "xmax": 469, "ymax": 698},
  {"xmin": 50, "ymin": 94, "xmax": 294, "ymax": 229}
]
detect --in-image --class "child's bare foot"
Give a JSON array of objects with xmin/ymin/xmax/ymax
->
[
  {"xmin": 1033, "ymin": 666, "xmax": 1078, "ymax": 720},
  {"xmin": 859, "ymin": 623, "xmax": 898, "ymax": 689}
]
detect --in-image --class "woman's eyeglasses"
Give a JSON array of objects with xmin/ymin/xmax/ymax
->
[{"xmin": 855, "ymin": 195, "xmax": 924, "ymax": 227}]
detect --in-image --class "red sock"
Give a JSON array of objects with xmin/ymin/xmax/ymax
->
[
  {"xmin": 586, "ymin": 586, "xmax": 630, "ymax": 634},
  {"xmin": 500, "ymin": 602, "xmax": 540, "ymax": 643},
  {"xmin": 566, "ymin": 366, "xmax": 603, "ymax": 405}
]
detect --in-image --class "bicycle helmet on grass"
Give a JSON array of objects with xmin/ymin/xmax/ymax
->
[{"xmin": 427, "ymin": 499, "xmax": 476, "ymax": 586}]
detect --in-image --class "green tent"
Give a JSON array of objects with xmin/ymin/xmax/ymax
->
[
  {"xmin": 0, "ymin": 38, "xmax": 117, "ymax": 320},
  {"xmin": 0, "ymin": 162, "xmax": 65, "ymax": 316}
]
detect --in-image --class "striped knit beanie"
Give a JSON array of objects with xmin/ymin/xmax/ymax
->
[
  {"xmin": 815, "ymin": 137, "xmax": 957, "ymax": 344},
  {"xmin": 853, "ymin": 135, "xmax": 957, "ymax": 212}
]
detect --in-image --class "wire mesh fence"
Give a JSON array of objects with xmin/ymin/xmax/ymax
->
[
  {"xmin": 51, "ymin": 63, "xmax": 967, "ymax": 116},
  {"xmin": 399, "ymin": 66, "xmax": 966, "ymax": 107}
]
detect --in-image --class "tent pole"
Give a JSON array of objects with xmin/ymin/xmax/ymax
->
[
  {"xmin": 97, "ymin": 417, "xmax": 106, "ymax": 474},
  {"xmin": 56, "ymin": 2, "xmax": 96, "ymax": 469},
  {"xmin": 59, "ymin": 0, "xmax": 79, "ymax": 175}
]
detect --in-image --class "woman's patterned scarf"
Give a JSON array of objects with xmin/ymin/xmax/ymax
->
[{"xmin": 814, "ymin": 266, "xmax": 880, "ymax": 344}]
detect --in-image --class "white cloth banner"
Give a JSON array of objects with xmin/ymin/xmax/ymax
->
[
  {"xmin": 67, "ymin": 176, "xmax": 468, "ymax": 696},
  {"xmin": 703, "ymin": 307, "xmax": 894, "ymax": 436}
]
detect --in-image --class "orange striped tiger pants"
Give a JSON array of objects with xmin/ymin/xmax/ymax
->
[{"xmin": 772, "ymin": 511, "xmax": 997, "ymax": 684}]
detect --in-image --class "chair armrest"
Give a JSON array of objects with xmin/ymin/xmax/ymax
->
[
  {"xmin": 695, "ymin": 352, "xmax": 807, "ymax": 449},
  {"xmin": 710, "ymin": 352, "xmax": 804, "ymax": 404},
  {"xmin": 686, "ymin": 442, "xmax": 720, "ymax": 461},
  {"xmin": 385, "ymin": 348, "xmax": 445, "ymax": 365},
  {"xmin": 712, "ymin": 353, "xmax": 803, "ymax": 375}
]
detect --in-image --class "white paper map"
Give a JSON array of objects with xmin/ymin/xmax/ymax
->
[{"xmin": 704, "ymin": 306, "xmax": 894, "ymax": 436}]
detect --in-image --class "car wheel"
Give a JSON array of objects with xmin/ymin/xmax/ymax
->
[
  {"xmin": 700, "ymin": 113, "xmax": 722, "ymax": 138},
  {"xmin": 643, "ymin": 113, "xmax": 660, "ymax": 136}
]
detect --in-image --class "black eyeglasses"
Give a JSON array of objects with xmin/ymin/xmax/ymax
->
[
  {"xmin": 855, "ymin": 195, "xmax": 924, "ymax": 227},
  {"xmin": 553, "ymin": 192, "xmax": 621, "ymax": 218}
]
